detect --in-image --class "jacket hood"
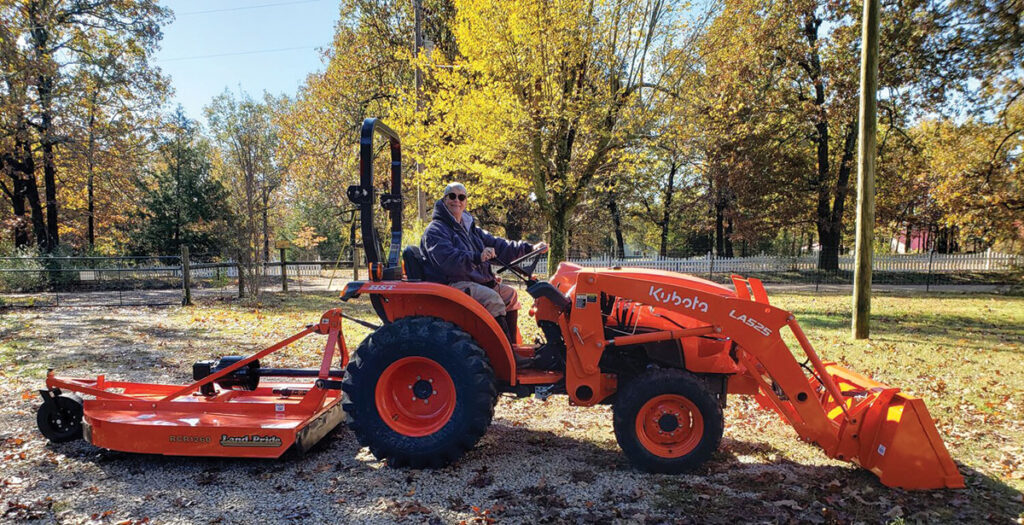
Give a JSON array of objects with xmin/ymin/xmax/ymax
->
[{"xmin": 432, "ymin": 198, "xmax": 473, "ymax": 230}]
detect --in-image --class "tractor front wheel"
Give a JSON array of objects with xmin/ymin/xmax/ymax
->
[
  {"xmin": 613, "ymin": 369, "xmax": 723, "ymax": 473},
  {"xmin": 342, "ymin": 317, "xmax": 496, "ymax": 468}
]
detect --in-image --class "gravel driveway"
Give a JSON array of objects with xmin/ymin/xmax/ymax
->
[{"xmin": 1, "ymin": 304, "xmax": 1019, "ymax": 524}]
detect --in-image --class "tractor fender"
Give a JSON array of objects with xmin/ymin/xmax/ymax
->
[{"xmin": 342, "ymin": 281, "xmax": 517, "ymax": 384}]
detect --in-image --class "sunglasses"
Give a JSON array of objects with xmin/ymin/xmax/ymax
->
[{"xmin": 446, "ymin": 193, "xmax": 467, "ymax": 201}]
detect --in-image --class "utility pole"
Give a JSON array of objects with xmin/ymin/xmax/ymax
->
[
  {"xmin": 852, "ymin": 0, "xmax": 880, "ymax": 339},
  {"xmin": 413, "ymin": 0, "xmax": 427, "ymax": 220}
]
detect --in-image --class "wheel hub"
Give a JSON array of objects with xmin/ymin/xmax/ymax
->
[
  {"xmin": 375, "ymin": 356, "xmax": 457, "ymax": 437},
  {"xmin": 412, "ymin": 379, "xmax": 433, "ymax": 399},
  {"xmin": 635, "ymin": 394, "xmax": 704, "ymax": 458},
  {"xmin": 658, "ymin": 413, "xmax": 680, "ymax": 433}
]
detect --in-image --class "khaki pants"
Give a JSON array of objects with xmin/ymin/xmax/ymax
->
[{"xmin": 450, "ymin": 281, "xmax": 520, "ymax": 317}]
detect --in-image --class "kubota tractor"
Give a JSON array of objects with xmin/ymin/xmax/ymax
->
[
  {"xmin": 339, "ymin": 119, "xmax": 964, "ymax": 490},
  {"xmin": 37, "ymin": 118, "xmax": 961, "ymax": 490}
]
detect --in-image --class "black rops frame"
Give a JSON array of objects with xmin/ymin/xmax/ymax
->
[{"xmin": 346, "ymin": 118, "xmax": 403, "ymax": 281}]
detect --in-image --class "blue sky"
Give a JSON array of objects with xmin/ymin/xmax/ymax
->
[{"xmin": 153, "ymin": 0, "xmax": 340, "ymax": 120}]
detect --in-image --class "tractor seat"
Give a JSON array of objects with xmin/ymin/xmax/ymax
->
[
  {"xmin": 403, "ymin": 245, "xmax": 445, "ymax": 283},
  {"xmin": 402, "ymin": 246, "xmax": 428, "ymax": 281}
]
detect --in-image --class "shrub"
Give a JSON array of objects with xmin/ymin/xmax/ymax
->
[{"xmin": 0, "ymin": 248, "xmax": 46, "ymax": 292}]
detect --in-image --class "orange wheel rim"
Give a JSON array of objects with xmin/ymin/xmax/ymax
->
[
  {"xmin": 375, "ymin": 357, "xmax": 456, "ymax": 437},
  {"xmin": 635, "ymin": 394, "xmax": 703, "ymax": 458}
]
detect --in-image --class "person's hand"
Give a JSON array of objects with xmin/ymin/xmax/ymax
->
[
  {"xmin": 534, "ymin": 242, "xmax": 548, "ymax": 253},
  {"xmin": 481, "ymin": 247, "xmax": 496, "ymax": 261}
]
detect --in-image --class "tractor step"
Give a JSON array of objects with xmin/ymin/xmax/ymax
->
[{"xmin": 516, "ymin": 369, "xmax": 564, "ymax": 385}]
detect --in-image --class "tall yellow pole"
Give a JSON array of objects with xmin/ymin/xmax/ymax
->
[{"xmin": 853, "ymin": 0, "xmax": 880, "ymax": 339}]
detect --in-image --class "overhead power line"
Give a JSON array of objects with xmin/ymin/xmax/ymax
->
[
  {"xmin": 158, "ymin": 45, "xmax": 320, "ymax": 62},
  {"xmin": 176, "ymin": 0, "xmax": 324, "ymax": 16}
]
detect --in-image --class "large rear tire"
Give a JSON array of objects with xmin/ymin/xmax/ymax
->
[
  {"xmin": 613, "ymin": 368, "xmax": 723, "ymax": 473},
  {"xmin": 342, "ymin": 316, "xmax": 496, "ymax": 468}
]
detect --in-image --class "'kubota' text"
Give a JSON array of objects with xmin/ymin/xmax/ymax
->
[{"xmin": 648, "ymin": 286, "xmax": 709, "ymax": 312}]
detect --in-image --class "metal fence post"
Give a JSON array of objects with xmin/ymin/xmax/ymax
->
[
  {"xmin": 117, "ymin": 258, "xmax": 124, "ymax": 307},
  {"xmin": 237, "ymin": 258, "xmax": 245, "ymax": 298},
  {"xmin": 280, "ymin": 247, "xmax": 288, "ymax": 292},
  {"xmin": 181, "ymin": 246, "xmax": 192, "ymax": 306},
  {"xmin": 815, "ymin": 251, "xmax": 821, "ymax": 292}
]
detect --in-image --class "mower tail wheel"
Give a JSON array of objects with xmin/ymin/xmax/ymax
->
[
  {"xmin": 37, "ymin": 394, "xmax": 84, "ymax": 443},
  {"xmin": 342, "ymin": 316, "xmax": 496, "ymax": 468},
  {"xmin": 613, "ymin": 369, "xmax": 723, "ymax": 473}
]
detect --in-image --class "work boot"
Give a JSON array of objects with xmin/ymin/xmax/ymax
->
[
  {"xmin": 506, "ymin": 309, "xmax": 519, "ymax": 346},
  {"xmin": 497, "ymin": 314, "xmax": 531, "ymax": 368},
  {"xmin": 495, "ymin": 315, "xmax": 512, "ymax": 346}
]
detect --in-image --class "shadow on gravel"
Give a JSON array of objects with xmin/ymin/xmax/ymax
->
[
  {"xmin": 36, "ymin": 420, "xmax": 1023, "ymax": 524},
  {"xmin": 12, "ymin": 315, "xmax": 239, "ymax": 375}
]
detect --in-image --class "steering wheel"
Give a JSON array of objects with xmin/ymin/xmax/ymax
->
[{"xmin": 493, "ymin": 245, "xmax": 549, "ymax": 284}]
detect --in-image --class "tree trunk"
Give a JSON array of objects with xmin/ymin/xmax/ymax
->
[
  {"xmin": 659, "ymin": 161, "xmax": 676, "ymax": 257},
  {"xmin": 816, "ymin": 123, "xmax": 858, "ymax": 269},
  {"xmin": 10, "ymin": 174, "xmax": 30, "ymax": 248},
  {"xmin": 504, "ymin": 200, "xmax": 526, "ymax": 241},
  {"xmin": 803, "ymin": 12, "xmax": 858, "ymax": 271},
  {"xmin": 87, "ymin": 171, "xmax": 95, "ymax": 247},
  {"xmin": 547, "ymin": 207, "xmax": 569, "ymax": 274},
  {"xmin": 724, "ymin": 218, "xmax": 734, "ymax": 258},
  {"xmin": 608, "ymin": 192, "xmax": 625, "ymax": 257},
  {"xmin": 87, "ymin": 110, "xmax": 97, "ymax": 248},
  {"xmin": 3, "ymin": 136, "xmax": 39, "ymax": 248},
  {"xmin": 262, "ymin": 194, "xmax": 270, "ymax": 262},
  {"xmin": 41, "ymin": 137, "xmax": 59, "ymax": 251},
  {"xmin": 35, "ymin": 61, "xmax": 59, "ymax": 250},
  {"xmin": 16, "ymin": 135, "xmax": 48, "ymax": 248},
  {"xmin": 714, "ymin": 201, "xmax": 725, "ymax": 256}
]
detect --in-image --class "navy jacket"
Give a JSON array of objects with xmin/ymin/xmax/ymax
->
[{"xmin": 421, "ymin": 199, "xmax": 534, "ymax": 285}]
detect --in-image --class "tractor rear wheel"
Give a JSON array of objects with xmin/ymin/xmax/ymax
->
[
  {"xmin": 342, "ymin": 316, "xmax": 496, "ymax": 468},
  {"xmin": 37, "ymin": 394, "xmax": 84, "ymax": 443},
  {"xmin": 613, "ymin": 369, "xmax": 723, "ymax": 473}
]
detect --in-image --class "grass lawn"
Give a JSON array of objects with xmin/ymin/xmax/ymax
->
[{"xmin": 0, "ymin": 288, "xmax": 1021, "ymax": 523}]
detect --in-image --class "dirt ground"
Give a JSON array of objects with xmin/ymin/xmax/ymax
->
[{"xmin": 1, "ymin": 291, "xmax": 1022, "ymax": 524}]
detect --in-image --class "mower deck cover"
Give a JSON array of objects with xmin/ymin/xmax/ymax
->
[{"xmin": 42, "ymin": 309, "xmax": 350, "ymax": 458}]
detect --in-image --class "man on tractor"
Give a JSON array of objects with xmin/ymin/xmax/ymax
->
[{"xmin": 421, "ymin": 182, "xmax": 546, "ymax": 349}]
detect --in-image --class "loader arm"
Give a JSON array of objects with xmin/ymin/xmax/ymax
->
[{"xmin": 565, "ymin": 268, "xmax": 964, "ymax": 490}]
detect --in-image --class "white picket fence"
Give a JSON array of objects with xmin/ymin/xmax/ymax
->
[
  {"xmin": 535, "ymin": 250, "xmax": 1022, "ymax": 276},
  {"xmin": 189, "ymin": 262, "xmax": 328, "ymax": 279}
]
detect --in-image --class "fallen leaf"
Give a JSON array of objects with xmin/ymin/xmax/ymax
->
[{"xmin": 774, "ymin": 499, "xmax": 802, "ymax": 510}]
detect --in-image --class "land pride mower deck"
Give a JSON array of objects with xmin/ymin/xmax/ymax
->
[
  {"xmin": 38, "ymin": 309, "xmax": 350, "ymax": 457},
  {"xmin": 39, "ymin": 119, "xmax": 964, "ymax": 490}
]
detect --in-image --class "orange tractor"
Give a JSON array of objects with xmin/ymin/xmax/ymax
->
[
  {"xmin": 38, "ymin": 119, "xmax": 963, "ymax": 490},
  {"xmin": 339, "ymin": 119, "xmax": 962, "ymax": 489}
]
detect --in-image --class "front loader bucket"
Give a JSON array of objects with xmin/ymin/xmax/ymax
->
[
  {"xmin": 730, "ymin": 288, "xmax": 966, "ymax": 491},
  {"xmin": 817, "ymin": 364, "xmax": 964, "ymax": 490}
]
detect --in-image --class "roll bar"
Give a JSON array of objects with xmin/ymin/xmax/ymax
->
[{"xmin": 346, "ymin": 118, "xmax": 403, "ymax": 280}]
